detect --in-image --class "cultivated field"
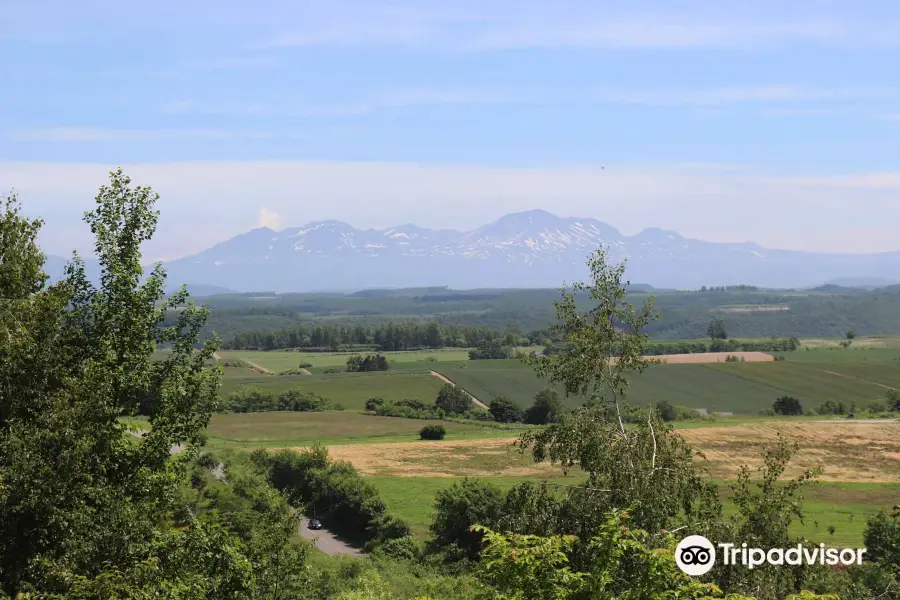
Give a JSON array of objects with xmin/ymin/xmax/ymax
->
[
  {"xmin": 217, "ymin": 348, "xmax": 473, "ymax": 373},
  {"xmin": 205, "ymin": 411, "xmax": 525, "ymax": 449},
  {"xmin": 434, "ymin": 348, "xmax": 900, "ymax": 413},
  {"xmin": 219, "ymin": 368, "xmax": 447, "ymax": 410},
  {"xmin": 643, "ymin": 351, "xmax": 775, "ymax": 364}
]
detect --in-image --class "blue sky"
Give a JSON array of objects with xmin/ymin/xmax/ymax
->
[{"xmin": 2, "ymin": 0, "xmax": 900, "ymax": 261}]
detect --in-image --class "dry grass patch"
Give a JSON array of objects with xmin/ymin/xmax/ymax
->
[
  {"xmin": 318, "ymin": 421, "xmax": 900, "ymax": 483},
  {"xmin": 680, "ymin": 421, "xmax": 900, "ymax": 482}
]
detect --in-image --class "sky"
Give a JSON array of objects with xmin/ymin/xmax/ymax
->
[{"xmin": 2, "ymin": 0, "xmax": 900, "ymax": 261}]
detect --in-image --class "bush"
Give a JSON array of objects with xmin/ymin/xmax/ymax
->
[
  {"xmin": 436, "ymin": 384, "xmax": 471, "ymax": 415},
  {"xmin": 225, "ymin": 387, "xmax": 278, "ymax": 413},
  {"xmin": 655, "ymin": 400, "xmax": 677, "ymax": 422},
  {"xmin": 864, "ymin": 509, "xmax": 900, "ymax": 567},
  {"xmin": 376, "ymin": 402, "xmax": 442, "ymax": 420},
  {"xmin": 488, "ymin": 395, "xmax": 525, "ymax": 423},
  {"xmin": 773, "ymin": 396, "xmax": 803, "ymax": 415},
  {"xmin": 365, "ymin": 397, "xmax": 385, "ymax": 412},
  {"xmin": 818, "ymin": 400, "xmax": 847, "ymax": 415},
  {"xmin": 298, "ymin": 361, "xmax": 313, "ymax": 368},
  {"xmin": 887, "ymin": 389, "xmax": 900, "ymax": 412},
  {"xmin": 420, "ymin": 424, "xmax": 446, "ymax": 440},
  {"xmin": 429, "ymin": 478, "xmax": 504, "ymax": 559},
  {"xmin": 524, "ymin": 388, "xmax": 565, "ymax": 425},
  {"xmin": 374, "ymin": 535, "xmax": 422, "ymax": 561},
  {"xmin": 346, "ymin": 353, "xmax": 390, "ymax": 372}
]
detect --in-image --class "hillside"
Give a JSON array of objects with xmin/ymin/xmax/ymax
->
[
  {"xmin": 191, "ymin": 285, "xmax": 900, "ymax": 343},
  {"xmin": 108, "ymin": 209, "xmax": 900, "ymax": 291}
]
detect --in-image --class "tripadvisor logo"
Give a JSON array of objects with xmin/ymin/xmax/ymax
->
[{"xmin": 675, "ymin": 535, "xmax": 866, "ymax": 576}]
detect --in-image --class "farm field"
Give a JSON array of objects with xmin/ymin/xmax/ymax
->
[
  {"xmin": 436, "ymin": 349, "xmax": 900, "ymax": 413},
  {"xmin": 350, "ymin": 420, "xmax": 900, "ymax": 545},
  {"xmin": 205, "ymin": 411, "xmax": 525, "ymax": 450},
  {"xmin": 325, "ymin": 420, "xmax": 900, "ymax": 482},
  {"xmin": 217, "ymin": 348, "xmax": 474, "ymax": 373},
  {"xmin": 198, "ymin": 408, "xmax": 899, "ymax": 546},
  {"xmin": 219, "ymin": 368, "xmax": 447, "ymax": 410}
]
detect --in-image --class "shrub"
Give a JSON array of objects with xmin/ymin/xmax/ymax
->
[
  {"xmin": 420, "ymin": 424, "xmax": 446, "ymax": 440},
  {"xmin": 346, "ymin": 353, "xmax": 389, "ymax": 372},
  {"xmin": 298, "ymin": 361, "xmax": 313, "ymax": 368},
  {"xmin": 773, "ymin": 396, "xmax": 803, "ymax": 415},
  {"xmin": 818, "ymin": 400, "xmax": 847, "ymax": 415},
  {"xmin": 365, "ymin": 397, "xmax": 385, "ymax": 412},
  {"xmin": 867, "ymin": 401, "xmax": 887, "ymax": 414},
  {"xmin": 524, "ymin": 388, "xmax": 565, "ymax": 425},
  {"xmin": 489, "ymin": 395, "xmax": 525, "ymax": 423},
  {"xmin": 864, "ymin": 509, "xmax": 900, "ymax": 567},
  {"xmin": 435, "ymin": 384, "xmax": 471, "ymax": 415},
  {"xmin": 225, "ymin": 387, "xmax": 279, "ymax": 413},
  {"xmin": 887, "ymin": 389, "xmax": 900, "ymax": 412},
  {"xmin": 374, "ymin": 535, "xmax": 422, "ymax": 561},
  {"xmin": 375, "ymin": 402, "xmax": 442, "ymax": 420},
  {"xmin": 429, "ymin": 478, "xmax": 504, "ymax": 559},
  {"xmin": 655, "ymin": 400, "xmax": 677, "ymax": 422}
]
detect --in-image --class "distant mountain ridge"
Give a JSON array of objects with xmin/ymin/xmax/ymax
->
[{"xmin": 46, "ymin": 210, "xmax": 900, "ymax": 292}]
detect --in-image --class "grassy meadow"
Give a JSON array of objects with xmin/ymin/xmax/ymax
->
[{"xmin": 204, "ymin": 411, "xmax": 527, "ymax": 450}]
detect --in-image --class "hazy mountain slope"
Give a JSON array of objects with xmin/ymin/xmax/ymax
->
[{"xmin": 62, "ymin": 209, "xmax": 900, "ymax": 292}]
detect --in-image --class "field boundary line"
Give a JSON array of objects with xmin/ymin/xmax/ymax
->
[{"xmin": 428, "ymin": 370, "xmax": 489, "ymax": 410}]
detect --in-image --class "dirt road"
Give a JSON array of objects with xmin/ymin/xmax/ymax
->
[
  {"xmin": 428, "ymin": 370, "xmax": 489, "ymax": 409},
  {"xmin": 817, "ymin": 369, "xmax": 897, "ymax": 390}
]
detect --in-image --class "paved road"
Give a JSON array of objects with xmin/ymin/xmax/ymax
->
[{"xmin": 298, "ymin": 516, "xmax": 363, "ymax": 556}]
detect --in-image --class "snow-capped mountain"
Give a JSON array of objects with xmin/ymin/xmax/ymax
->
[{"xmin": 152, "ymin": 209, "xmax": 900, "ymax": 292}]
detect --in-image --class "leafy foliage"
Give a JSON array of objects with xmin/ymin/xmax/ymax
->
[
  {"xmin": 523, "ymin": 388, "xmax": 565, "ymax": 425},
  {"xmin": 435, "ymin": 384, "xmax": 472, "ymax": 415},
  {"xmin": 773, "ymin": 396, "xmax": 804, "ymax": 416},
  {"xmin": 488, "ymin": 396, "xmax": 524, "ymax": 423},
  {"xmin": 0, "ymin": 171, "xmax": 248, "ymax": 597},
  {"xmin": 419, "ymin": 424, "xmax": 446, "ymax": 440}
]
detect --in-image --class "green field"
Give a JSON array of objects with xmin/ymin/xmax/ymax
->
[
  {"xmin": 435, "ymin": 350, "xmax": 900, "ymax": 413},
  {"xmin": 218, "ymin": 348, "xmax": 474, "ymax": 373},
  {"xmin": 367, "ymin": 475, "xmax": 898, "ymax": 547},
  {"xmin": 220, "ymin": 367, "xmax": 447, "ymax": 410},
  {"xmin": 205, "ymin": 411, "xmax": 523, "ymax": 450}
]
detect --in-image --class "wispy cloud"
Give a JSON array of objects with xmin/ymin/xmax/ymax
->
[
  {"xmin": 158, "ymin": 84, "xmax": 890, "ymax": 120},
  {"xmin": 464, "ymin": 18, "xmax": 846, "ymax": 51},
  {"xmin": 10, "ymin": 128, "xmax": 298, "ymax": 142}
]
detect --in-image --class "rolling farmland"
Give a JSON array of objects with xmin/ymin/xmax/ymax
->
[
  {"xmin": 435, "ymin": 349, "xmax": 900, "ymax": 413},
  {"xmin": 220, "ymin": 368, "xmax": 447, "ymax": 410}
]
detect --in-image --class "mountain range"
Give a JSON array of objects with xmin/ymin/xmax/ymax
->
[{"xmin": 44, "ymin": 210, "xmax": 900, "ymax": 293}]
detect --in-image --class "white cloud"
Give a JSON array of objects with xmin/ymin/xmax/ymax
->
[
  {"xmin": 257, "ymin": 207, "xmax": 283, "ymax": 230},
  {"xmin": 3, "ymin": 160, "xmax": 900, "ymax": 261}
]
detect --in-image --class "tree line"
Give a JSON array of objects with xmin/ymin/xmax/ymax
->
[{"xmin": 221, "ymin": 322, "xmax": 541, "ymax": 351}]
